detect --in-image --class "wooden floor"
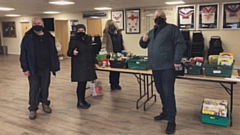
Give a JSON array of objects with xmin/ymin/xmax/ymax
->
[{"xmin": 0, "ymin": 55, "xmax": 240, "ymax": 135}]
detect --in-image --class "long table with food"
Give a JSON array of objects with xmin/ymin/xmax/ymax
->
[{"xmin": 96, "ymin": 66, "xmax": 239, "ymax": 127}]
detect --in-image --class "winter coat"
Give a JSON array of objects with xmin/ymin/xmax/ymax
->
[
  {"xmin": 139, "ymin": 23, "xmax": 186, "ymax": 70},
  {"xmin": 19, "ymin": 28, "xmax": 60, "ymax": 75},
  {"xmin": 102, "ymin": 30, "xmax": 125, "ymax": 52},
  {"xmin": 67, "ymin": 35, "xmax": 97, "ymax": 82}
]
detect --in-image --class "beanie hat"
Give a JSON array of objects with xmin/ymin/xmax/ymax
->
[{"xmin": 75, "ymin": 24, "xmax": 86, "ymax": 31}]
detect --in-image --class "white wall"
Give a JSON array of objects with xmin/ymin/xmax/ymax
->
[
  {"xmin": 0, "ymin": 3, "xmax": 240, "ymax": 69},
  {"xmin": 0, "ymin": 16, "xmax": 31, "ymax": 54}
]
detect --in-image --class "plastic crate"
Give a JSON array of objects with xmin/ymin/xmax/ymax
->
[
  {"xmin": 187, "ymin": 65, "xmax": 202, "ymax": 75},
  {"xmin": 128, "ymin": 56, "xmax": 148, "ymax": 70},
  {"xmin": 201, "ymin": 106, "xmax": 229, "ymax": 127},
  {"xmin": 109, "ymin": 60, "xmax": 128, "ymax": 68},
  {"xmin": 204, "ymin": 62, "xmax": 234, "ymax": 78}
]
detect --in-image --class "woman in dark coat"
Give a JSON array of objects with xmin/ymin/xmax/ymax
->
[
  {"xmin": 67, "ymin": 24, "xmax": 98, "ymax": 109},
  {"xmin": 102, "ymin": 20, "xmax": 125, "ymax": 91}
]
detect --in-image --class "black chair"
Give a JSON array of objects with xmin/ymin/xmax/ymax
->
[
  {"xmin": 191, "ymin": 31, "xmax": 204, "ymax": 58},
  {"xmin": 207, "ymin": 36, "xmax": 224, "ymax": 58},
  {"xmin": 192, "ymin": 30, "xmax": 204, "ymax": 42},
  {"xmin": 181, "ymin": 30, "xmax": 190, "ymax": 41}
]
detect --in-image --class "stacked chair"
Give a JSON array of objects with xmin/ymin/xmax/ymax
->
[
  {"xmin": 191, "ymin": 31, "xmax": 204, "ymax": 57},
  {"xmin": 181, "ymin": 30, "xmax": 191, "ymax": 59},
  {"xmin": 207, "ymin": 36, "xmax": 224, "ymax": 58}
]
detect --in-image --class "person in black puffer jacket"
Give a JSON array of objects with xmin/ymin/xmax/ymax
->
[{"xmin": 67, "ymin": 24, "xmax": 99, "ymax": 109}]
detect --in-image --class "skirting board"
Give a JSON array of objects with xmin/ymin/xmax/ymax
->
[{"xmin": 8, "ymin": 52, "xmax": 20, "ymax": 55}]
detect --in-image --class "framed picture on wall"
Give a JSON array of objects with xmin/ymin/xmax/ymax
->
[
  {"xmin": 177, "ymin": 5, "xmax": 195, "ymax": 30},
  {"xmin": 222, "ymin": 2, "xmax": 240, "ymax": 29},
  {"xmin": 125, "ymin": 9, "xmax": 140, "ymax": 34},
  {"xmin": 111, "ymin": 10, "xmax": 124, "ymax": 30},
  {"xmin": 198, "ymin": 3, "xmax": 219, "ymax": 30},
  {"xmin": 2, "ymin": 21, "xmax": 16, "ymax": 37}
]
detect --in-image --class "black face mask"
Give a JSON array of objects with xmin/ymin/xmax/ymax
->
[
  {"xmin": 33, "ymin": 25, "xmax": 43, "ymax": 32},
  {"xmin": 154, "ymin": 16, "xmax": 165, "ymax": 25},
  {"xmin": 109, "ymin": 24, "xmax": 116, "ymax": 33},
  {"xmin": 76, "ymin": 32, "xmax": 86, "ymax": 39}
]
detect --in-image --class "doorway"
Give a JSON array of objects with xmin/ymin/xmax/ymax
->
[
  {"xmin": 54, "ymin": 20, "xmax": 69, "ymax": 57},
  {"xmin": 21, "ymin": 22, "xmax": 30, "ymax": 37},
  {"xmin": 87, "ymin": 19, "xmax": 102, "ymax": 37}
]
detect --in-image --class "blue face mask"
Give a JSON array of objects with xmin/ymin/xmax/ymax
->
[{"xmin": 33, "ymin": 25, "xmax": 43, "ymax": 32}]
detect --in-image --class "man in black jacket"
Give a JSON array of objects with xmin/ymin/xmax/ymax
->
[
  {"xmin": 19, "ymin": 17, "xmax": 60, "ymax": 120},
  {"xmin": 139, "ymin": 10, "xmax": 186, "ymax": 134}
]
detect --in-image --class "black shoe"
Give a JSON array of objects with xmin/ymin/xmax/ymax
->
[
  {"xmin": 166, "ymin": 122, "xmax": 176, "ymax": 134},
  {"xmin": 154, "ymin": 113, "xmax": 167, "ymax": 121},
  {"xmin": 83, "ymin": 100, "xmax": 91, "ymax": 106},
  {"xmin": 115, "ymin": 85, "xmax": 122, "ymax": 90},
  {"xmin": 77, "ymin": 102, "xmax": 91, "ymax": 109}
]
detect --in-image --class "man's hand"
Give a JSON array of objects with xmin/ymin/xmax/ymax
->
[
  {"xmin": 73, "ymin": 48, "xmax": 78, "ymax": 56},
  {"xmin": 24, "ymin": 71, "xmax": 30, "ymax": 77},
  {"xmin": 174, "ymin": 64, "xmax": 181, "ymax": 69},
  {"xmin": 142, "ymin": 33, "xmax": 149, "ymax": 42}
]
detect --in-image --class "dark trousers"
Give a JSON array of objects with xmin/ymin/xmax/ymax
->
[
  {"xmin": 28, "ymin": 69, "xmax": 51, "ymax": 111},
  {"xmin": 152, "ymin": 68, "xmax": 176, "ymax": 122},
  {"xmin": 77, "ymin": 81, "xmax": 87, "ymax": 103},
  {"xmin": 109, "ymin": 71, "xmax": 120, "ymax": 86}
]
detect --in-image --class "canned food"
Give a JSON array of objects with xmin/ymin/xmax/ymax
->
[{"xmin": 103, "ymin": 61, "xmax": 106, "ymax": 68}]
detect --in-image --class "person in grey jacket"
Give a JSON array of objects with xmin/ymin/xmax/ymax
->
[{"xmin": 139, "ymin": 10, "xmax": 186, "ymax": 134}]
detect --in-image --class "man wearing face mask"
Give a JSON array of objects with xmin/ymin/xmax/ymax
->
[
  {"xmin": 102, "ymin": 20, "xmax": 125, "ymax": 91},
  {"xmin": 19, "ymin": 17, "xmax": 60, "ymax": 120},
  {"xmin": 67, "ymin": 24, "xmax": 98, "ymax": 109},
  {"xmin": 139, "ymin": 11, "xmax": 186, "ymax": 134}
]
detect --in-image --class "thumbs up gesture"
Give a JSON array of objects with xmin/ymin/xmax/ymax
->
[
  {"xmin": 73, "ymin": 48, "xmax": 78, "ymax": 56},
  {"xmin": 142, "ymin": 32, "xmax": 149, "ymax": 42}
]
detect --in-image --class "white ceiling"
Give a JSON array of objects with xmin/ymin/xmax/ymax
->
[{"xmin": 0, "ymin": 0, "xmax": 237, "ymax": 17}]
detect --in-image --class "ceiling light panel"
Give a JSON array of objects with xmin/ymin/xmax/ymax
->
[
  {"xmin": 94, "ymin": 7, "xmax": 112, "ymax": 10},
  {"xmin": 165, "ymin": 1, "xmax": 185, "ymax": 5},
  {"xmin": 49, "ymin": 1, "xmax": 75, "ymax": 5},
  {"xmin": 43, "ymin": 11, "xmax": 60, "ymax": 14},
  {"xmin": 0, "ymin": 7, "xmax": 15, "ymax": 11},
  {"xmin": 5, "ymin": 14, "xmax": 20, "ymax": 17}
]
